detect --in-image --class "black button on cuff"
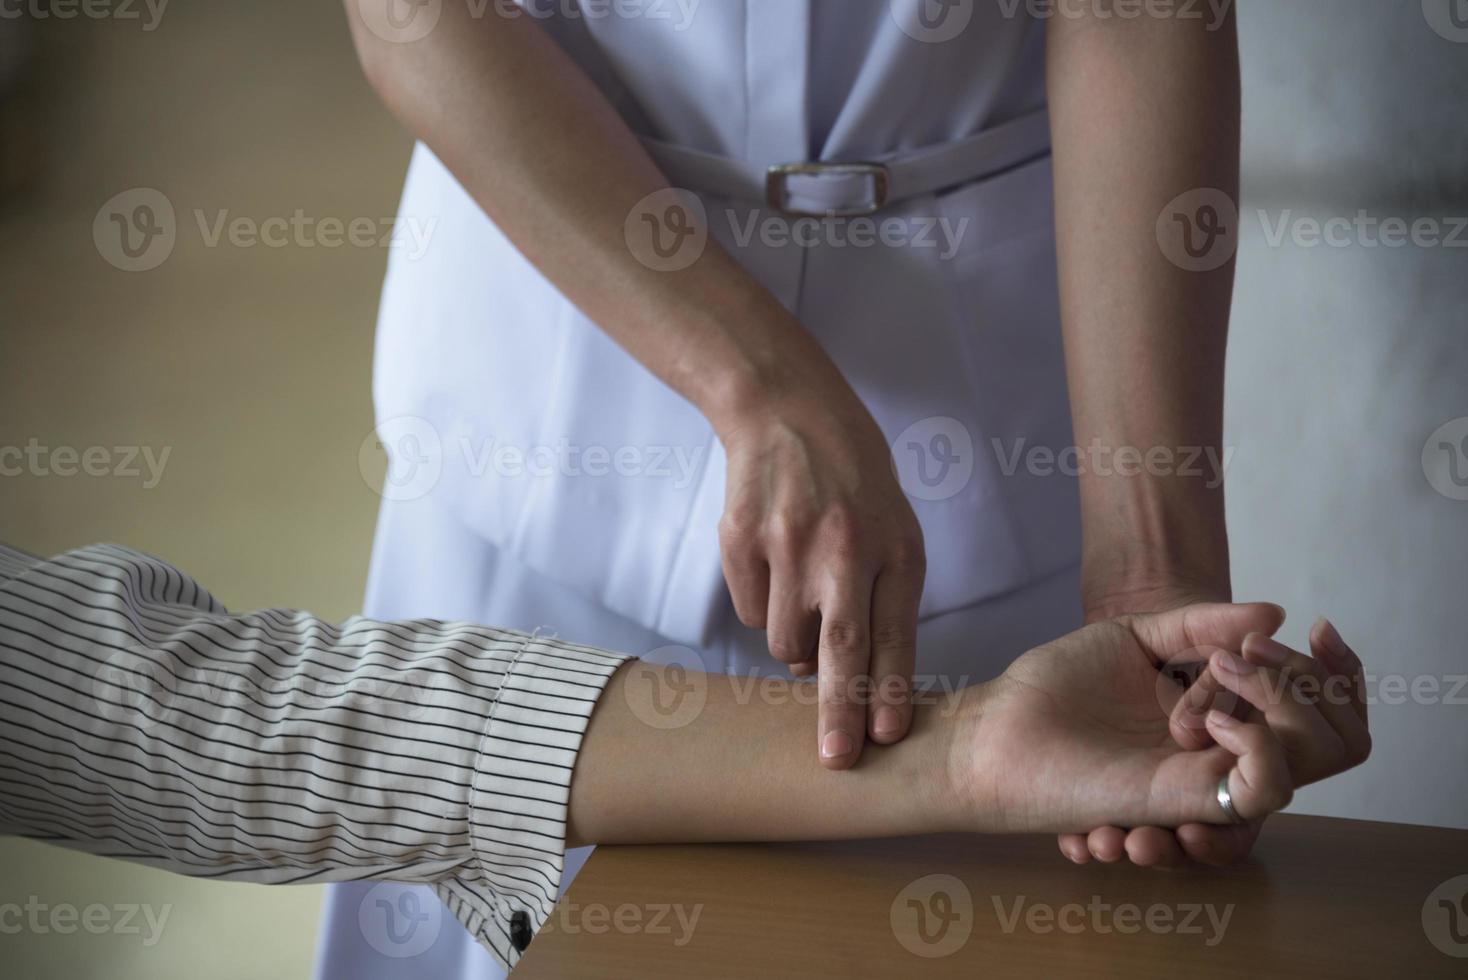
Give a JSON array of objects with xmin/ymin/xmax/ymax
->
[{"xmin": 509, "ymin": 909, "xmax": 532, "ymax": 953}]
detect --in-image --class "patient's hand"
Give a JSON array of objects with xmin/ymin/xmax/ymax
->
[{"xmin": 951, "ymin": 604, "xmax": 1371, "ymax": 839}]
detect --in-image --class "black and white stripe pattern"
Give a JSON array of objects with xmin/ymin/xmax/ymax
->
[{"xmin": 0, "ymin": 541, "xmax": 630, "ymax": 971}]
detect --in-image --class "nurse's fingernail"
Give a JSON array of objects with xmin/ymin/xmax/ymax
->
[
  {"xmin": 873, "ymin": 706, "xmax": 902, "ymax": 738},
  {"xmin": 1212, "ymin": 650, "xmax": 1255, "ymax": 675},
  {"xmin": 821, "ymin": 730, "xmax": 855, "ymax": 760},
  {"xmin": 1242, "ymin": 633, "xmax": 1289, "ymax": 667}
]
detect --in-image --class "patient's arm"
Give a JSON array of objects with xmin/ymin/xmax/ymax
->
[
  {"xmin": 570, "ymin": 603, "xmax": 1371, "ymax": 846},
  {"xmin": 0, "ymin": 543, "xmax": 1369, "ymax": 970}
]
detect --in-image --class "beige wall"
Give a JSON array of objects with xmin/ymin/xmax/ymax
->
[{"xmin": 0, "ymin": 2, "xmax": 409, "ymax": 977}]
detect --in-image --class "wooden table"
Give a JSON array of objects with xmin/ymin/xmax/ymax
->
[{"xmin": 516, "ymin": 815, "xmax": 1468, "ymax": 978}]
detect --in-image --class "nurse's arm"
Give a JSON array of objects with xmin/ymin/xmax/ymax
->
[
  {"xmin": 1046, "ymin": 6, "xmax": 1240, "ymax": 620},
  {"xmin": 1046, "ymin": 8, "xmax": 1245, "ymax": 867},
  {"xmin": 342, "ymin": 1, "xmax": 930, "ymax": 768}
]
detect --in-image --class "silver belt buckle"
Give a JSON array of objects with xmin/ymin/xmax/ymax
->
[{"xmin": 765, "ymin": 162, "xmax": 891, "ymax": 218}]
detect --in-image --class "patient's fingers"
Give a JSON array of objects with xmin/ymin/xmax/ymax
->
[
  {"xmin": 1241, "ymin": 631, "xmax": 1371, "ymax": 767},
  {"xmin": 1058, "ymin": 833, "xmax": 1091, "ymax": 864},
  {"xmin": 1085, "ymin": 825, "xmax": 1128, "ymax": 863},
  {"xmin": 1131, "ymin": 602, "xmax": 1286, "ymax": 666},
  {"xmin": 1168, "ymin": 648, "xmax": 1255, "ymax": 751},
  {"xmin": 1203, "ymin": 709, "xmax": 1293, "ymax": 821},
  {"xmin": 1312, "ymin": 618, "xmax": 1369, "ymax": 728},
  {"xmin": 1175, "ymin": 820, "xmax": 1262, "ymax": 867},
  {"xmin": 1209, "ymin": 649, "xmax": 1351, "ymax": 785},
  {"xmin": 1121, "ymin": 826, "xmax": 1187, "ymax": 868}
]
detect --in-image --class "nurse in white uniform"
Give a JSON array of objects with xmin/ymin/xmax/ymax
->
[{"xmin": 325, "ymin": 0, "xmax": 1247, "ymax": 974}]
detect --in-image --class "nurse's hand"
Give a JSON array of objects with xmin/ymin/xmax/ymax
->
[
  {"xmin": 717, "ymin": 388, "xmax": 926, "ymax": 770},
  {"xmin": 957, "ymin": 604, "xmax": 1372, "ymax": 836}
]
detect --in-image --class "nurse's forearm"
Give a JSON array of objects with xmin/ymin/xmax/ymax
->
[
  {"xmin": 341, "ymin": 2, "xmax": 847, "ymax": 430},
  {"xmin": 566, "ymin": 664, "xmax": 974, "ymax": 847},
  {"xmin": 1047, "ymin": 11, "xmax": 1240, "ymax": 617}
]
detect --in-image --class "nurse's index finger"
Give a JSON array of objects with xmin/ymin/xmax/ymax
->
[{"xmin": 816, "ymin": 583, "xmax": 875, "ymax": 771}]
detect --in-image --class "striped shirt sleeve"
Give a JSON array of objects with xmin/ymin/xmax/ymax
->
[{"xmin": 0, "ymin": 541, "xmax": 632, "ymax": 971}]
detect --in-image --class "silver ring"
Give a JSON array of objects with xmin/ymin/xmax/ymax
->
[{"xmin": 1216, "ymin": 774, "xmax": 1244, "ymax": 824}]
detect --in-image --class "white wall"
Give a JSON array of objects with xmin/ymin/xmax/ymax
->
[{"xmin": 1228, "ymin": 0, "xmax": 1468, "ymax": 828}]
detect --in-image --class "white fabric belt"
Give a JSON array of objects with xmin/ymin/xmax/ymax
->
[{"xmin": 640, "ymin": 108, "xmax": 1052, "ymax": 218}]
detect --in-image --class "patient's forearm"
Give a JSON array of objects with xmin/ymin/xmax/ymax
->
[{"xmin": 567, "ymin": 664, "xmax": 980, "ymax": 847}]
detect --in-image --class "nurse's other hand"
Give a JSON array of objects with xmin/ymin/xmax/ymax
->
[
  {"xmin": 717, "ymin": 390, "xmax": 925, "ymax": 770},
  {"xmin": 953, "ymin": 605, "xmax": 1371, "ymax": 835}
]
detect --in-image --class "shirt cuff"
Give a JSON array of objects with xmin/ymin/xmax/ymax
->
[{"xmin": 459, "ymin": 632, "xmax": 632, "ymax": 969}]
